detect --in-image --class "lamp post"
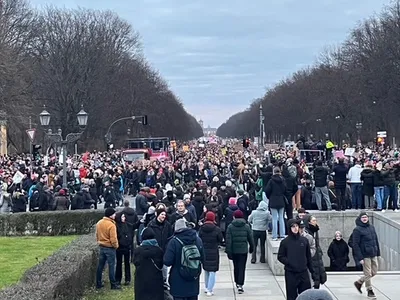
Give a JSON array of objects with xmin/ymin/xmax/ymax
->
[
  {"xmin": 356, "ymin": 122, "xmax": 362, "ymax": 144},
  {"xmin": 39, "ymin": 105, "xmax": 88, "ymax": 188}
]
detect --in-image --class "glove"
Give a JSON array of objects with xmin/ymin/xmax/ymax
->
[
  {"xmin": 313, "ymin": 281, "xmax": 320, "ymax": 289},
  {"xmin": 227, "ymin": 253, "xmax": 233, "ymax": 260},
  {"xmin": 249, "ymin": 247, "xmax": 254, "ymax": 254}
]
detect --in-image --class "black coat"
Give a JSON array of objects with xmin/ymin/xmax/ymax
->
[
  {"xmin": 148, "ymin": 218, "xmax": 173, "ymax": 252},
  {"xmin": 199, "ymin": 222, "xmax": 223, "ymax": 272},
  {"xmin": 313, "ymin": 166, "xmax": 329, "ymax": 187},
  {"xmin": 133, "ymin": 244, "xmax": 164, "ymax": 300},
  {"xmin": 327, "ymin": 239, "xmax": 349, "ymax": 271},
  {"xmin": 352, "ymin": 216, "xmax": 380, "ymax": 262},
  {"xmin": 333, "ymin": 163, "xmax": 348, "ymax": 189},
  {"xmin": 265, "ymin": 175, "xmax": 287, "ymax": 209},
  {"xmin": 360, "ymin": 169, "xmax": 374, "ymax": 197},
  {"xmin": 305, "ymin": 223, "xmax": 327, "ymax": 286}
]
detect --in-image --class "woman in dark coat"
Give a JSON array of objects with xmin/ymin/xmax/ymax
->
[
  {"xmin": 360, "ymin": 165, "xmax": 375, "ymax": 209},
  {"xmin": 199, "ymin": 211, "xmax": 223, "ymax": 296},
  {"xmin": 115, "ymin": 213, "xmax": 133, "ymax": 285},
  {"xmin": 133, "ymin": 227, "xmax": 164, "ymax": 300},
  {"xmin": 304, "ymin": 214, "xmax": 327, "ymax": 289},
  {"xmin": 327, "ymin": 231, "xmax": 349, "ymax": 271}
]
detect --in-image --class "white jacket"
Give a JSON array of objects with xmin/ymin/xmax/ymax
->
[{"xmin": 347, "ymin": 165, "xmax": 363, "ymax": 183}]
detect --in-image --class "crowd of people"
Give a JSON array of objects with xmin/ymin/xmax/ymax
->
[{"xmin": 0, "ymin": 138, "xmax": 389, "ymax": 299}]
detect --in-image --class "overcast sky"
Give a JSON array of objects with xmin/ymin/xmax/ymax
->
[{"xmin": 30, "ymin": 0, "xmax": 390, "ymax": 128}]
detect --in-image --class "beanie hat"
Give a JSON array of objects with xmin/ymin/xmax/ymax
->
[
  {"xmin": 58, "ymin": 189, "xmax": 66, "ymax": 196},
  {"xmin": 229, "ymin": 197, "xmax": 237, "ymax": 205},
  {"xmin": 205, "ymin": 211, "xmax": 216, "ymax": 223},
  {"xmin": 359, "ymin": 211, "xmax": 368, "ymax": 218},
  {"xmin": 288, "ymin": 218, "xmax": 298, "ymax": 228},
  {"xmin": 297, "ymin": 219, "xmax": 305, "ymax": 228},
  {"xmin": 148, "ymin": 206, "xmax": 156, "ymax": 215},
  {"xmin": 233, "ymin": 210, "xmax": 244, "ymax": 219},
  {"xmin": 156, "ymin": 207, "xmax": 166, "ymax": 216},
  {"xmin": 105, "ymin": 207, "xmax": 116, "ymax": 218},
  {"xmin": 141, "ymin": 227, "xmax": 156, "ymax": 241},
  {"xmin": 174, "ymin": 218, "xmax": 188, "ymax": 232},
  {"xmin": 296, "ymin": 289, "xmax": 334, "ymax": 300}
]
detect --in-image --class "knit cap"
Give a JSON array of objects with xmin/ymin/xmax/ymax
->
[
  {"xmin": 229, "ymin": 197, "xmax": 237, "ymax": 205},
  {"xmin": 205, "ymin": 211, "xmax": 216, "ymax": 222},
  {"xmin": 233, "ymin": 210, "xmax": 244, "ymax": 219},
  {"xmin": 296, "ymin": 289, "xmax": 334, "ymax": 300},
  {"xmin": 174, "ymin": 218, "xmax": 187, "ymax": 232}
]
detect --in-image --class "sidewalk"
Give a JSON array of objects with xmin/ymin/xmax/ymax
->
[{"xmin": 198, "ymin": 249, "xmax": 397, "ymax": 300}]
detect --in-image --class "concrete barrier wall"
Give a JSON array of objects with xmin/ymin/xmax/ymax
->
[{"xmin": 372, "ymin": 212, "xmax": 400, "ymax": 271}]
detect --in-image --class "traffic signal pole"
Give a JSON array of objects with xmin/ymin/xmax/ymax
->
[{"xmin": 29, "ymin": 116, "xmax": 34, "ymax": 170}]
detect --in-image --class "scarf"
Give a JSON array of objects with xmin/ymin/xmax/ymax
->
[{"xmin": 141, "ymin": 239, "xmax": 159, "ymax": 246}]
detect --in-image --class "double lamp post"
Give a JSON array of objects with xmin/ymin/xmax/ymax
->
[{"xmin": 39, "ymin": 105, "xmax": 88, "ymax": 188}]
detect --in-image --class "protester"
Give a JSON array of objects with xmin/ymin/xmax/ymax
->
[
  {"xmin": 95, "ymin": 207, "xmax": 120, "ymax": 290},
  {"xmin": 278, "ymin": 219, "xmax": 314, "ymax": 300},
  {"xmin": 225, "ymin": 210, "xmax": 254, "ymax": 294},
  {"xmin": 327, "ymin": 231, "xmax": 349, "ymax": 271},
  {"xmin": 352, "ymin": 211, "xmax": 380, "ymax": 299},
  {"xmin": 198, "ymin": 211, "xmax": 223, "ymax": 296},
  {"xmin": 164, "ymin": 219, "xmax": 204, "ymax": 300},
  {"xmin": 133, "ymin": 227, "xmax": 165, "ymax": 300}
]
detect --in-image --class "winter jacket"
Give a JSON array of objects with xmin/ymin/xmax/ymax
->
[
  {"xmin": 225, "ymin": 219, "xmax": 254, "ymax": 255},
  {"xmin": 360, "ymin": 169, "xmax": 374, "ymax": 197},
  {"xmin": 333, "ymin": 163, "xmax": 348, "ymax": 189},
  {"xmin": 133, "ymin": 244, "xmax": 164, "ymax": 300},
  {"xmin": 351, "ymin": 215, "xmax": 380, "ymax": 262},
  {"xmin": 248, "ymin": 201, "xmax": 272, "ymax": 231},
  {"xmin": 148, "ymin": 218, "xmax": 173, "ymax": 252},
  {"xmin": 265, "ymin": 175, "xmax": 287, "ymax": 209},
  {"xmin": 327, "ymin": 238, "xmax": 349, "ymax": 271},
  {"xmin": 313, "ymin": 166, "xmax": 329, "ymax": 187},
  {"xmin": 199, "ymin": 222, "xmax": 223, "ymax": 272},
  {"xmin": 164, "ymin": 228, "xmax": 204, "ymax": 298},
  {"xmin": 372, "ymin": 170, "xmax": 384, "ymax": 187}
]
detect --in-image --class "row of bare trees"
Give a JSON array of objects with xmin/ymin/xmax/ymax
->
[
  {"xmin": 0, "ymin": 0, "xmax": 202, "ymax": 152},
  {"xmin": 217, "ymin": 1, "xmax": 400, "ymax": 145}
]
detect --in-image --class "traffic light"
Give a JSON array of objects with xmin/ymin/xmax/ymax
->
[
  {"xmin": 32, "ymin": 144, "xmax": 41, "ymax": 159},
  {"xmin": 142, "ymin": 115, "xmax": 148, "ymax": 125},
  {"xmin": 243, "ymin": 139, "xmax": 250, "ymax": 148}
]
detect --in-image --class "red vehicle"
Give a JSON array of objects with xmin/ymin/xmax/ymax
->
[{"xmin": 122, "ymin": 137, "xmax": 171, "ymax": 163}]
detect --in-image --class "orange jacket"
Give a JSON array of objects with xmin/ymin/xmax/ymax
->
[{"xmin": 95, "ymin": 217, "xmax": 119, "ymax": 249}]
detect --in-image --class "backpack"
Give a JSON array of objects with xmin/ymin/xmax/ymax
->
[
  {"xmin": 30, "ymin": 190, "xmax": 40, "ymax": 210},
  {"xmin": 288, "ymin": 165, "xmax": 297, "ymax": 178},
  {"xmin": 175, "ymin": 237, "xmax": 201, "ymax": 281}
]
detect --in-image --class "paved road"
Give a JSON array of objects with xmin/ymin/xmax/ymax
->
[{"xmin": 97, "ymin": 194, "xmax": 136, "ymax": 211}]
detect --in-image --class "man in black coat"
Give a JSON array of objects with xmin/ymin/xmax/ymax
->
[
  {"xmin": 353, "ymin": 212, "xmax": 380, "ymax": 299},
  {"xmin": 332, "ymin": 158, "xmax": 348, "ymax": 211},
  {"xmin": 313, "ymin": 160, "xmax": 331, "ymax": 211},
  {"xmin": 278, "ymin": 219, "xmax": 314, "ymax": 300}
]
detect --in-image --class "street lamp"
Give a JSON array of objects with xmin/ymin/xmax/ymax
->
[
  {"xmin": 39, "ymin": 105, "xmax": 88, "ymax": 188},
  {"xmin": 356, "ymin": 122, "xmax": 362, "ymax": 144}
]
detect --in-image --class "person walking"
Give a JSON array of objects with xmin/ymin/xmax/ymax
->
[
  {"xmin": 95, "ymin": 207, "xmax": 121, "ymax": 290},
  {"xmin": 353, "ymin": 211, "xmax": 380, "ymax": 299},
  {"xmin": 198, "ymin": 211, "xmax": 223, "ymax": 296},
  {"xmin": 248, "ymin": 200, "xmax": 272, "ymax": 264},
  {"xmin": 133, "ymin": 227, "xmax": 165, "ymax": 300},
  {"xmin": 278, "ymin": 219, "xmax": 314, "ymax": 300},
  {"xmin": 164, "ymin": 218, "xmax": 204, "ymax": 300},
  {"xmin": 225, "ymin": 210, "xmax": 254, "ymax": 294}
]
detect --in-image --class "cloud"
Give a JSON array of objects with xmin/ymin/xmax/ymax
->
[{"xmin": 30, "ymin": 0, "xmax": 389, "ymax": 128}]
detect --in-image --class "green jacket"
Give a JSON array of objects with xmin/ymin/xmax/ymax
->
[{"xmin": 225, "ymin": 219, "xmax": 254, "ymax": 255}]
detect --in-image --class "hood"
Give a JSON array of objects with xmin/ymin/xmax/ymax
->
[
  {"xmin": 332, "ymin": 238, "xmax": 346, "ymax": 244},
  {"xmin": 271, "ymin": 174, "xmax": 283, "ymax": 183},
  {"xmin": 257, "ymin": 201, "xmax": 268, "ymax": 211},
  {"xmin": 174, "ymin": 228, "xmax": 198, "ymax": 244},
  {"xmin": 355, "ymin": 216, "xmax": 370, "ymax": 227},
  {"xmin": 228, "ymin": 205, "xmax": 239, "ymax": 211},
  {"xmin": 201, "ymin": 222, "xmax": 216, "ymax": 233},
  {"xmin": 122, "ymin": 207, "xmax": 136, "ymax": 216},
  {"xmin": 231, "ymin": 218, "xmax": 246, "ymax": 227}
]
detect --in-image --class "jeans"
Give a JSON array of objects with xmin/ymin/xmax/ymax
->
[
  {"xmin": 271, "ymin": 208, "xmax": 285, "ymax": 239},
  {"xmin": 384, "ymin": 185, "xmax": 398, "ymax": 210},
  {"xmin": 315, "ymin": 186, "xmax": 332, "ymax": 210},
  {"xmin": 251, "ymin": 230, "xmax": 266, "ymax": 262},
  {"xmin": 351, "ymin": 183, "xmax": 362, "ymax": 209},
  {"xmin": 204, "ymin": 271, "xmax": 216, "ymax": 292},
  {"xmin": 116, "ymin": 248, "xmax": 131, "ymax": 284},
  {"xmin": 374, "ymin": 187, "xmax": 384, "ymax": 210},
  {"xmin": 96, "ymin": 246, "xmax": 117, "ymax": 288}
]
